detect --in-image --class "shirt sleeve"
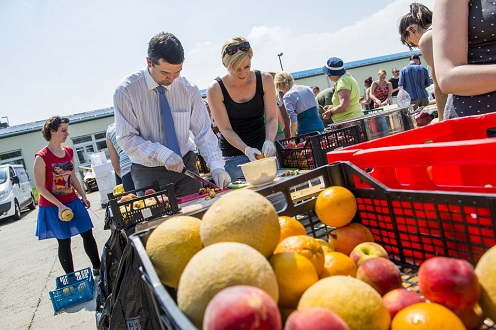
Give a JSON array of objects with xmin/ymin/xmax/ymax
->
[
  {"xmin": 188, "ymin": 85, "xmax": 225, "ymax": 171},
  {"xmin": 283, "ymin": 93, "xmax": 298, "ymax": 124},
  {"xmin": 398, "ymin": 70, "xmax": 405, "ymax": 88},
  {"xmin": 114, "ymin": 87, "xmax": 172, "ymax": 165}
]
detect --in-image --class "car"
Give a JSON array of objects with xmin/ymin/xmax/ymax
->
[{"xmin": 0, "ymin": 164, "xmax": 36, "ymax": 220}]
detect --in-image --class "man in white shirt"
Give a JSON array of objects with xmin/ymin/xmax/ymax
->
[{"xmin": 114, "ymin": 32, "xmax": 230, "ymax": 196}]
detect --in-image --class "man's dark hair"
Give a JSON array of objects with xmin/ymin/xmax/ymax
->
[
  {"xmin": 148, "ymin": 32, "xmax": 184, "ymax": 65},
  {"xmin": 410, "ymin": 54, "xmax": 421, "ymax": 64}
]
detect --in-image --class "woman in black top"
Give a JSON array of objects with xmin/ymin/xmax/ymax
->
[{"xmin": 207, "ymin": 37, "xmax": 278, "ymax": 181}]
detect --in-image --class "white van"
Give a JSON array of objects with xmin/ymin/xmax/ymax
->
[{"xmin": 0, "ymin": 164, "xmax": 36, "ymax": 220}]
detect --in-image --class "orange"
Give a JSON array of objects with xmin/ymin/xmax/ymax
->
[
  {"xmin": 391, "ymin": 302, "xmax": 465, "ymax": 330},
  {"xmin": 269, "ymin": 252, "xmax": 318, "ymax": 308},
  {"xmin": 315, "ymin": 186, "xmax": 357, "ymax": 228},
  {"xmin": 278, "ymin": 216, "xmax": 307, "ymax": 243},
  {"xmin": 274, "ymin": 235, "xmax": 325, "ymax": 275},
  {"xmin": 320, "ymin": 251, "xmax": 357, "ymax": 278},
  {"xmin": 316, "ymin": 238, "xmax": 335, "ymax": 254}
]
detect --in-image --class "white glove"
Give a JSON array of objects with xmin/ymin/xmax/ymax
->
[
  {"xmin": 244, "ymin": 146, "xmax": 263, "ymax": 162},
  {"xmin": 262, "ymin": 140, "xmax": 276, "ymax": 158},
  {"xmin": 211, "ymin": 168, "xmax": 231, "ymax": 189},
  {"xmin": 164, "ymin": 152, "xmax": 184, "ymax": 173}
]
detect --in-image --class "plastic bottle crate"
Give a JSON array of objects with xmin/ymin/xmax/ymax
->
[
  {"xmin": 275, "ymin": 125, "xmax": 363, "ymax": 170},
  {"xmin": 49, "ymin": 267, "xmax": 95, "ymax": 312},
  {"xmin": 129, "ymin": 162, "xmax": 496, "ymax": 329}
]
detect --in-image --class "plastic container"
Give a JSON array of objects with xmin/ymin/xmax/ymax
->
[
  {"xmin": 129, "ymin": 162, "xmax": 496, "ymax": 329},
  {"xmin": 275, "ymin": 125, "xmax": 363, "ymax": 170},
  {"xmin": 327, "ymin": 113, "xmax": 496, "ymax": 193},
  {"xmin": 239, "ymin": 157, "xmax": 277, "ymax": 186},
  {"xmin": 49, "ymin": 267, "xmax": 95, "ymax": 312}
]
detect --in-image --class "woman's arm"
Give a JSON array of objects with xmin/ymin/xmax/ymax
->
[
  {"xmin": 370, "ymin": 81, "xmax": 381, "ymax": 104},
  {"xmin": 261, "ymin": 72, "xmax": 278, "ymax": 142},
  {"xmin": 433, "ymin": 0, "xmax": 496, "ymax": 95},
  {"xmin": 106, "ymin": 136, "xmax": 121, "ymax": 178},
  {"xmin": 207, "ymin": 81, "xmax": 250, "ymax": 152}
]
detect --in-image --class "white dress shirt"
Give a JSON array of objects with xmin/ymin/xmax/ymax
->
[{"xmin": 113, "ymin": 67, "xmax": 224, "ymax": 171}]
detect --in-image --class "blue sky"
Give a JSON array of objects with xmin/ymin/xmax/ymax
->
[{"xmin": 0, "ymin": 0, "xmax": 434, "ymax": 126}]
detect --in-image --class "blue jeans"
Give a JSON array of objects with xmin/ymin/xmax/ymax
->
[{"xmin": 224, "ymin": 154, "xmax": 250, "ymax": 181}]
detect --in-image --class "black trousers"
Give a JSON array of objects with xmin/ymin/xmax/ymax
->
[{"xmin": 57, "ymin": 229, "xmax": 101, "ymax": 274}]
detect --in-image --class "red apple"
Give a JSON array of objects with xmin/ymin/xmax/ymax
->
[
  {"xmin": 356, "ymin": 257, "xmax": 403, "ymax": 296},
  {"xmin": 285, "ymin": 307, "xmax": 349, "ymax": 330},
  {"xmin": 144, "ymin": 188, "xmax": 156, "ymax": 195},
  {"xmin": 286, "ymin": 141, "xmax": 296, "ymax": 149},
  {"xmin": 328, "ymin": 223, "xmax": 374, "ymax": 256},
  {"xmin": 119, "ymin": 194, "xmax": 133, "ymax": 203},
  {"xmin": 349, "ymin": 242, "xmax": 389, "ymax": 266},
  {"xmin": 382, "ymin": 288, "xmax": 424, "ymax": 318},
  {"xmin": 203, "ymin": 285, "xmax": 282, "ymax": 330},
  {"xmin": 296, "ymin": 142, "xmax": 305, "ymax": 148},
  {"xmin": 418, "ymin": 257, "xmax": 480, "ymax": 310}
]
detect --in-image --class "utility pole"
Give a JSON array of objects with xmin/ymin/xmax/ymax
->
[{"xmin": 277, "ymin": 53, "xmax": 284, "ymax": 71}]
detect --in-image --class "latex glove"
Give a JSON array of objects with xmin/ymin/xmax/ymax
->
[
  {"xmin": 244, "ymin": 146, "xmax": 263, "ymax": 162},
  {"xmin": 164, "ymin": 152, "xmax": 184, "ymax": 173},
  {"xmin": 211, "ymin": 168, "xmax": 231, "ymax": 189},
  {"xmin": 262, "ymin": 140, "xmax": 276, "ymax": 158}
]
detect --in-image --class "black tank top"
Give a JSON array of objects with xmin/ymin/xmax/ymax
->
[{"xmin": 215, "ymin": 70, "xmax": 266, "ymax": 156}]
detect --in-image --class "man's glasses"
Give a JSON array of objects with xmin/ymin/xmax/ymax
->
[{"xmin": 224, "ymin": 42, "xmax": 251, "ymax": 56}]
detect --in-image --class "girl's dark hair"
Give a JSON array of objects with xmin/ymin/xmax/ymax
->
[
  {"xmin": 42, "ymin": 116, "xmax": 69, "ymax": 141},
  {"xmin": 399, "ymin": 3, "xmax": 433, "ymax": 48},
  {"xmin": 364, "ymin": 77, "xmax": 373, "ymax": 87}
]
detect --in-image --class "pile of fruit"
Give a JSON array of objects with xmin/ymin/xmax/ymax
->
[
  {"xmin": 112, "ymin": 184, "xmax": 169, "ymax": 217},
  {"xmin": 144, "ymin": 187, "xmax": 496, "ymax": 330}
]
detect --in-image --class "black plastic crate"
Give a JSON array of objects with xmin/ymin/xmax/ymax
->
[
  {"xmin": 107, "ymin": 182, "xmax": 180, "ymax": 231},
  {"xmin": 129, "ymin": 162, "xmax": 496, "ymax": 329},
  {"xmin": 276, "ymin": 125, "xmax": 363, "ymax": 170}
]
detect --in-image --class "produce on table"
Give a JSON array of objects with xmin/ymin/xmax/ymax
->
[
  {"xmin": 356, "ymin": 257, "xmax": 403, "ymax": 296},
  {"xmin": 203, "ymin": 285, "xmax": 281, "ymax": 330},
  {"xmin": 349, "ymin": 241, "xmax": 389, "ymax": 266},
  {"xmin": 274, "ymin": 235, "xmax": 325, "ymax": 275},
  {"xmin": 177, "ymin": 242, "xmax": 278, "ymax": 328},
  {"xmin": 328, "ymin": 223, "xmax": 374, "ymax": 256},
  {"xmin": 315, "ymin": 186, "xmax": 357, "ymax": 228},
  {"xmin": 391, "ymin": 302, "xmax": 466, "ymax": 330},
  {"xmin": 298, "ymin": 276, "xmax": 391, "ymax": 330},
  {"xmin": 201, "ymin": 190, "xmax": 280, "ymax": 258},
  {"xmin": 284, "ymin": 307, "xmax": 349, "ymax": 330},
  {"xmin": 474, "ymin": 244, "xmax": 496, "ymax": 322},
  {"xmin": 278, "ymin": 216, "xmax": 307, "ymax": 243},
  {"xmin": 382, "ymin": 288, "xmax": 424, "ymax": 319},
  {"xmin": 319, "ymin": 251, "xmax": 357, "ymax": 279},
  {"xmin": 269, "ymin": 252, "xmax": 318, "ymax": 308},
  {"xmin": 145, "ymin": 216, "xmax": 202, "ymax": 288}
]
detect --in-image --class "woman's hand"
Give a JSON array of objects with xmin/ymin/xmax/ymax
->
[
  {"xmin": 81, "ymin": 195, "xmax": 91, "ymax": 209},
  {"xmin": 58, "ymin": 205, "xmax": 72, "ymax": 221},
  {"xmin": 322, "ymin": 108, "xmax": 333, "ymax": 119}
]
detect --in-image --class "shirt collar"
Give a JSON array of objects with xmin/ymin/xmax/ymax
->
[{"xmin": 144, "ymin": 67, "xmax": 171, "ymax": 92}]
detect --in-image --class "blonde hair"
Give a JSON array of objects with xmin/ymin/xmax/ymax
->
[
  {"xmin": 221, "ymin": 37, "xmax": 254, "ymax": 72},
  {"xmin": 378, "ymin": 69, "xmax": 387, "ymax": 76},
  {"xmin": 274, "ymin": 71, "xmax": 294, "ymax": 90}
]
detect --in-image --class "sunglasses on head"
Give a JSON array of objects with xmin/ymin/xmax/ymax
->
[{"xmin": 224, "ymin": 42, "xmax": 251, "ymax": 56}]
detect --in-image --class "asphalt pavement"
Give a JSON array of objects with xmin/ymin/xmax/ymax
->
[{"xmin": 0, "ymin": 191, "xmax": 110, "ymax": 329}]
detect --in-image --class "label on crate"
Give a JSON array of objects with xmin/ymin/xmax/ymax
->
[
  {"xmin": 126, "ymin": 317, "xmax": 142, "ymax": 330},
  {"xmin": 141, "ymin": 207, "xmax": 152, "ymax": 219}
]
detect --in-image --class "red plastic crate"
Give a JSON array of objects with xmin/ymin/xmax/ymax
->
[{"xmin": 327, "ymin": 113, "xmax": 496, "ymax": 193}]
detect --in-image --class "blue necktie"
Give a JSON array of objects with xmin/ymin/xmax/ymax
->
[{"xmin": 157, "ymin": 86, "xmax": 181, "ymax": 156}]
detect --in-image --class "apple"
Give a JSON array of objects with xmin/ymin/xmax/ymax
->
[
  {"xmin": 286, "ymin": 141, "xmax": 296, "ymax": 149},
  {"xmin": 203, "ymin": 285, "xmax": 282, "ymax": 330},
  {"xmin": 119, "ymin": 194, "xmax": 133, "ymax": 203},
  {"xmin": 418, "ymin": 257, "xmax": 480, "ymax": 310},
  {"xmin": 328, "ymin": 223, "xmax": 374, "ymax": 256},
  {"xmin": 356, "ymin": 257, "xmax": 403, "ymax": 296},
  {"xmin": 382, "ymin": 288, "xmax": 424, "ymax": 318},
  {"xmin": 296, "ymin": 142, "xmax": 305, "ymax": 148},
  {"xmin": 350, "ymin": 242, "xmax": 389, "ymax": 266},
  {"xmin": 453, "ymin": 304, "xmax": 485, "ymax": 330},
  {"xmin": 285, "ymin": 307, "xmax": 349, "ymax": 330},
  {"xmin": 144, "ymin": 188, "xmax": 156, "ymax": 195}
]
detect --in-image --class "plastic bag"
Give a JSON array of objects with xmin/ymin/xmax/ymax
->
[{"xmin": 397, "ymin": 88, "xmax": 411, "ymax": 108}]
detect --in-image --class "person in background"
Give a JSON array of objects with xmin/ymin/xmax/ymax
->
[
  {"xmin": 371, "ymin": 69, "xmax": 393, "ymax": 108},
  {"xmin": 34, "ymin": 116, "xmax": 101, "ymax": 275},
  {"xmin": 359, "ymin": 77, "xmax": 374, "ymax": 110},
  {"xmin": 312, "ymin": 86, "xmax": 320, "ymax": 97},
  {"xmin": 321, "ymin": 57, "xmax": 363, "ymax": 123},
  {"xmin": 399, "ymin": 2, "xmax": 449, "ymax": 119},
  {"xmin": 316, "ymin": 87, "xmax": 334, "ymax": 127},
  {"xmin": 274, "ymin": 72, "xmax": 325, "ymax": 136},
  {"xmin": 207, "ymin": 37, "xmax": 278, "ymax": 181},
  {"xmin": 268, "ymin": 72, "xmax": 288, "ymax": 141},
  {"xmin": 106, "ymin": 123, "xmax": 135, "ymax": 192},
  {"xmin": 114, "ymin": 32, "xmax": 231, "ymax": 196},
  {"xmin": 433, "ymin": 0, "xmax": 496, "ymax": 126},
  {"xmin": 277, "ymin": 89, "xmax": 291, "ymax": 138},
  {"xmin": 389, "ymin": 68, "xmax": 400, "ymax": 103},
  {"xmin": 398, "ymin": 54, "xmax": 431, "ymax": 110}
]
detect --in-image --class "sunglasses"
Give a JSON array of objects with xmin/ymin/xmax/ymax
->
[{"xmin": 224, "ymin": 42, "xmax": 251, "ymax": 56}]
